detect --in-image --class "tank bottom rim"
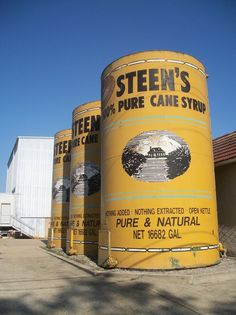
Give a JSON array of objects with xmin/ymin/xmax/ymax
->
[{"xmin": 100, "ymin": 259, "xmax": 221, "ymax": 272}]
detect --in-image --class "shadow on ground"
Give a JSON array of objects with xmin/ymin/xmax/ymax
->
[{"xmin": 0, "ymin": 272, "xmax": 236, "ymax": 315}]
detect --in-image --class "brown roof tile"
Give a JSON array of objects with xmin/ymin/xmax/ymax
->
[{"xmin": 213, "ymin": 131, "xmax": 236, "ymax": 164}]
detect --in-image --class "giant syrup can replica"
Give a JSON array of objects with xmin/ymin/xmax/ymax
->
[
  {"xmin": 98, "ymin": 51, "xmax": 219, "ymax": 269},
  {"xmin": 67, "ymin": 101, "xmax": 101, "ymax": 258},
  {"xmin": 48, "ymin": 129, "xmax": 71, "ymax": 250}
]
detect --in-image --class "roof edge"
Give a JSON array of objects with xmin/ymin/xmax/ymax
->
[
  {"xmin": 213, "ymin": 130, "xmax": 236, "ymax": 141},
  {"xmin": 215, "ymin": 157, "xmax": 236, "ymax": 167}
]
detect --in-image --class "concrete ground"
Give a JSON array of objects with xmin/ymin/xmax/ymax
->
[{"xmin": 0, "ymin": 239, "xmax": 235, "ymax": 315}]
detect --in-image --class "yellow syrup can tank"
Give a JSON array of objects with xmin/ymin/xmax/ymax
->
[
  {"xmin": 67, "ymin": 101, "xmax": 101, "ymax": 259},
  {"xmin": 98, "ymin": 50, "xmax": 219, "ymax": 269},
  {"xmin": 48, "ymin": 128, "xmax": 71, "ymax": 251}
]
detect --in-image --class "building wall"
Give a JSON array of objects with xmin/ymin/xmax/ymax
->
[
  {"xmin": 215, "ymin": 161, "xmax": 236, "ymax": 256},
  {"xmin": 0, "ymin": 193, "xmax": 15, "ymax": 225},
  {"xmin": 6, "ymin": 140, "xmax": 19, "ymax": 194},
  {"xmin": 6, "ymin": 137, "xmax": 54, "ymax": 238}
]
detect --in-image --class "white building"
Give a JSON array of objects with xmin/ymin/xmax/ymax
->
[
  {"xmin": 0, "ymin": 193, "xmax": 15, "ymax": 231},
  {"xmin": 5, "ymin": 136, "xmax": 54, "ymax": 238}
]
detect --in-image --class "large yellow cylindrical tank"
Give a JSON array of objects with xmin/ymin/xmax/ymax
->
[
  {"xmin": 67, "ymin": 101, "xmax": 101, "ymax": 258},
  {"xmin": 48, "ymin": 129, "xmax": 71, "ymax": 250},
  {"xmin": 98, "ymin": 51, "xmax": 219, "ymax": 269}
]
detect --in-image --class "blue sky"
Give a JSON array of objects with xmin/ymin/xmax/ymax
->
[{"xmin": 0, "ymin": 0, "xmax": 235, "ymax": 192}]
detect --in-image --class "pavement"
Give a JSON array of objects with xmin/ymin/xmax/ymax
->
[{"xmin": 0, "ymin": 239, "xmax": 236, "ymax": 315}]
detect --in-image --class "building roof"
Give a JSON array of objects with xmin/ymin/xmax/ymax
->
[
  {"xmin": 213, "ymin": 131, "xmax": 236, "ymax": 165},
  {"xmin": 149, "ymin": 147, "xmax": 165, "ymax": 152},
  {"xmin": 18, "ymin": 136, "xmax": 54, "ymax": 139}
]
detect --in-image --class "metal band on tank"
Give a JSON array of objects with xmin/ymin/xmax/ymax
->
[
  {"xmin": 52, "ymin": 237, "xmax": 67, "ymax": 240},
  {"xmin": 73, "ymin": 106, "xmax": 101, "ymax": 119},
  {"xmin": 99, "ymin": 244, "xmax": 219, "ymax": 253},
  {"xmin": 55, "ymin": 131, "xmax": 72, "ymax": 140},
  {"xmin": 66, "ymin": 240, "xmax": 98, "ymax": 245},
  {"xmin": 103, "ymin": 58, "xmax": 206, "ymax": 79}
]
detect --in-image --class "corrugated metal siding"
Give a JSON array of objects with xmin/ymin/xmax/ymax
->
[
  {"xmin": 6, "ymin": 137, "xmax": 54, "ymax": 237},
  {"xmin": 17, "ymin": 138, "xmax": 54, "ymax": 218},
  {"xmin": 22, "ymin": 218, "xmax": 48, "ymax": 238}
]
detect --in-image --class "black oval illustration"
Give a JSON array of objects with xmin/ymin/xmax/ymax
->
[
  {"xmin": 52, "ymin": 177, "xmax": 70, "ymax": 203},
  {"xmin": 71, "ymin": 162, "xmax": 100, "ymax": 196},
  {"xmin": 122, "ymin": 130, "xmax": 191, "ymax": 182}
]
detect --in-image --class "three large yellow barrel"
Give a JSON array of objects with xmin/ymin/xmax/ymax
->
[
  {"xmin": 98, "ymin": 51, "xmax": 219, "ymax": 269},
  {"xmin": 48, "ymin": 50, "xmax": 219, "ymax": 270},
  {"xmin": 67, "ymin": 101, "xmax": 101, "ymax": 258},
  {"xmin": 49, "ymin": 129, "xmax": 71, "ymax": 250}
]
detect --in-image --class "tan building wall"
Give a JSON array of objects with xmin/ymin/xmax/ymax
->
[{"xmin": 215, "ymin": 161, "xmax": 236, "ymax": 256}]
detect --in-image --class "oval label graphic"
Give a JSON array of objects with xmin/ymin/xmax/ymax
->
[
  {"xmin": 102, "ymin": 75, "xmax": 115, "ymax": 105},
  {"xmin": 122, "ymin": 130, "xmax": 191, "ymax": 182},
  {"xmin": 71, "ymin": 162, "xmax": 100, "ymax": 196},
  {"xmin": 52, "ymin": 177, "xmax": 70, "ymax": 203}
]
